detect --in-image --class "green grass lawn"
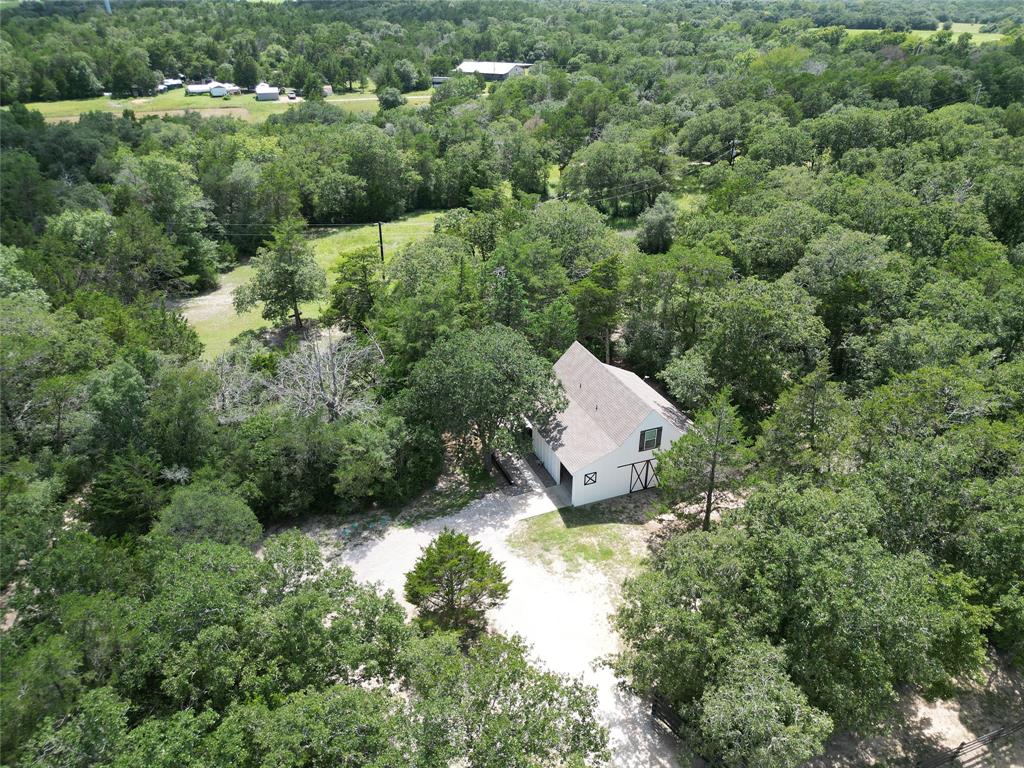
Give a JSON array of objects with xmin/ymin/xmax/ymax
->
[
  {"xmin": 19, "ymin": 86, "xmax": 432, "ymax": 123},
  {"xmin": 325, "ymin": 87, "xmax": 432, "ymax": 113},
  {"xmin": 24, "ymin": 91, "xmax": 294, "ymax": 122},
  {"xmin": 547, "ymin": 164, "xmax": 561, "ymax": 198},
  {"xmin": 672, "ymin": 191, "xmax": 704, "ymax": 213},
  {"xmin": 844, "ymin": 22, "xmax": 1005, "ymax": 44},
  {"xmin": 508, "ymin": 505, "xmax": 649, "ymax": 580},
  {"xmin": 177, "ymin": 210, "xmax": 440, "ymax": 358}
]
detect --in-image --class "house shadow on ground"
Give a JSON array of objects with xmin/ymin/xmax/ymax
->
[{"xmin": 557, "ymin": 488, "xmax": 662, "ymax": 528}]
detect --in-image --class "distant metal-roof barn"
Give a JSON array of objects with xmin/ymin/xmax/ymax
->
[{"xmin": 455, "ymin": 60, "xmax": 531, "ymax": 81}]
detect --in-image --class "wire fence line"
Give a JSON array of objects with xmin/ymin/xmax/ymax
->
[
  {"xmin": 915, "ymin": 719, "xmax": 1024, "ymax": 768},
  {"xmin": 653, "ymin": 690, "xmax": 1022, "ymax": 768}
]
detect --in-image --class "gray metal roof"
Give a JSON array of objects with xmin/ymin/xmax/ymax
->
[
  {"xmin": 456, "ymin": 61, "xmax": 523, "ymax": 76},
  {"xmin": 536, "ymin": 342, "xmax": 689, "ymax": 473}
]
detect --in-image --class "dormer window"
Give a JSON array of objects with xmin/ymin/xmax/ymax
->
[{"xmin": 639, "ymin": 427, "xmax": 662, "ymax": 451}]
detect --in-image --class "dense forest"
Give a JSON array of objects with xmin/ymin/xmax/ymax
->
[{"xmin": 1, "ymin": 0, "xmax": 1023, "ymax": 766}]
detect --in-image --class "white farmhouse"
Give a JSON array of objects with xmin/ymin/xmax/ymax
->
[{"xmin": 530, "ymin": 342, "xmax": 689, "ymax": 506}]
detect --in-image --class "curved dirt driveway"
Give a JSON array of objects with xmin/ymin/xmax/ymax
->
[{"xmin": 326, "ymin": 460, "xmax": 681, "ymax": 768}]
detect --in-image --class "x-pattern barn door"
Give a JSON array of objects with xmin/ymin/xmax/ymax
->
[{"xmin": 621, "ymin": 459, "xmax": 659, "ymax": 493}]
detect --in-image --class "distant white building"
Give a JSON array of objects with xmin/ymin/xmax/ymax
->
[
  {"xmin": 186, "ymin": 81, "xmax": 241, "ymax": 97},
  {"xmin": 455, "ymin": 60, "xmax": 530, "ymax": 81},
  {"xmin": 157, "ymin": 77, "xmax": 183, "ymax": 93},
  {"xmin": 185, "ymin": 82, "xmax": 213, "ymax": 96},
  {"xmin": 209, "ymin": 82, "xmax": 241, "ymax": 97},
  {"xmin": 255, "ymin": 82, "xmax": 280, "ymax": 101},
  {"xmin": 529, "ymin": 342, "xmax": 690, "ymax": 506}
]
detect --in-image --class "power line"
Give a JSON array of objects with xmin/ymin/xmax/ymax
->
[
  {"xmin": 558, "ymin": 145, "xmax": 735, "ymax": 209},
  {"xmin": 218, "ymin": 221, "xmax": 385, "ymax": 231},
  {"xmin": 552, "ymin": 143, "xmax": 736, "ymax": 204},
  {"xmin": 555, "ymin": 176, "xmax": 668, "ymax": 203}
]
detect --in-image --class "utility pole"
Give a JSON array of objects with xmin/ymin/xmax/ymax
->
[
  {"xmin": 102, "ymin": 0, "xmax": 112, "ymax": 14},
  {"xmin": 728, "ymin": 137, "xmax": 739, "ymax": 166},
  {"xmin": 377, "ymin": 222, "xmax": 385, "ymax": 265}
]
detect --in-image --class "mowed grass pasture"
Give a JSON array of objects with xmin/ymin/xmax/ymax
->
[
  {"xmin": 176, "ymin": 210, "xmax": 441, "ymax": 357},
  {"xmin": 20, "ymin": 87, "xmax": 432, "ymax": 124},
  {"xmin": 844, "ymin": 22, "xmax": 1006, "ymax": 44}
]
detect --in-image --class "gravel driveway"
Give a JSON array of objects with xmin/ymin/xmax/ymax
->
[{"xmin": 327, "ymin": 458, "xmax": 681, "ymax": 768}]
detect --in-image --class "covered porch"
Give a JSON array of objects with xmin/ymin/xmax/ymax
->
[{"xmin": 523, "ymin": 451, "xmax": 573, "ymax": 508}]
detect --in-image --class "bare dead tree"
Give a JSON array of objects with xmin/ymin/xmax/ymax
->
[
  {"xmin": 212, "ymin": 341, "xmax": 270, "ymax": 424},
  {"xmin": 270, "ymin": 333, "xmax": 384, "ymax": 422}
]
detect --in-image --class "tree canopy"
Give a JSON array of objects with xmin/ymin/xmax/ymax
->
[
  {"xmin": 404, "ymin": 529, "xmax": 510, "ymax": 636},
  {"xmin": 2, "ymin": 0, "xmax": 1023, "ymax": 765}
]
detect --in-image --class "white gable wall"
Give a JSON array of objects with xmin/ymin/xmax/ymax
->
[
  {"xmin": 532, "ymin": 427, "xmax": 562, "ymax": 483},
  {"xmin": 570, "ymin": 409, "xmax": 685, "ymax": 506}
]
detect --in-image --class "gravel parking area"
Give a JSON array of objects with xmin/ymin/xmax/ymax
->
[{"xmin": 319, "ymin": 456, "xmax": 681, "ymax": 768}]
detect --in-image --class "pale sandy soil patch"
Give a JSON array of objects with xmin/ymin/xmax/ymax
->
[
  {"xmin": 298, "ymin": 456, "xmax": 682, "ymax": 768},
  {"xmin": 809, "ymin": 655, "xmax": 1024, "ymax": 767}
]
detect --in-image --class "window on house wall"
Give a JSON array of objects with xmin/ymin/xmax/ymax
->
[
  {"xmin": 584, "ymin": 472, "xmax": 597, "ymax": 485},
  {"xmin": 639, "ymin": 426, "xmax": 663, "ymax": 451}
]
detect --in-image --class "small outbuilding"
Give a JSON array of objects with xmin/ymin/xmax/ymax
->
[
  {"xmin": 185, "ymin": 82, "xmax": 213, "ymax": 96},
  {"xmin": 209, "ymin": 82, "xmax": 241, "ymax": 97},
  {"xmin": 255, "ymin": 82, "xmax": 280, "ymax": 101},
  {"xmin": 529, "ymin": 342, "xmax": 690, "ymax": 506},
  {"xmin": 455, "ymin": 60, "xmax": 530, "ymax": 81}
]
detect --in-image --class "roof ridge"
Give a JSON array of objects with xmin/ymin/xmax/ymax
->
[
  {"xmin": 537, "ymin": 342, "xmax": 688, "ymax": 473},
  {"xmin": 555, "ymin": 342, "xmax": 653, "ymax": 444}
]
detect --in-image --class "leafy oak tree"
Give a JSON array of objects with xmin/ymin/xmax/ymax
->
[
  {"xmin": 406, "ymin": 325, "xmax": 565, "ymax": 471},
  {"xmin": 404, "ymin": 633, "xmax": 610, "ymax": 767},
  {"xmin": 636, "ymin": 192, "xmax": 679, "ymax": 254},
  {"xmin": 755, "ymin": 361, "xmax": 853, "ymax": 480},
  {"xmin": 698, "ymin": 641, "xmax": 832, "ymax": 768},
  {"xmin": 613, "ymin": 485, "xmax": 991, "ymax": 764},
  {"xmin": 149, "ymin": 481, "xmax": 262, "ymax": 548},
  {"xmin": 233, "ymin": 219, "xmax": 326, "ymax": 330},
  {"xmin": 570, "ymin": 255, "xmax": 622, "ymax": 363},
  {"xmin": 698, "ymin": 278, "xmax": 828, "ymax": 422}
]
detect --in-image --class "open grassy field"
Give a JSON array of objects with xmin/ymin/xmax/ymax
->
[
  {"xmin": 325, "ymin": 88, "xmax": 431, "ymax": 113},
  {"xmin": 20, "ymin": 86, "xmax": 432, "ymax": 124},
  {"xmin": 176, "ymin": 210, "xmax": 440, "ymax": 358},
  {"xmin": 845, "ymin": 22, "xmax": 1005, "ymax": 44}
]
